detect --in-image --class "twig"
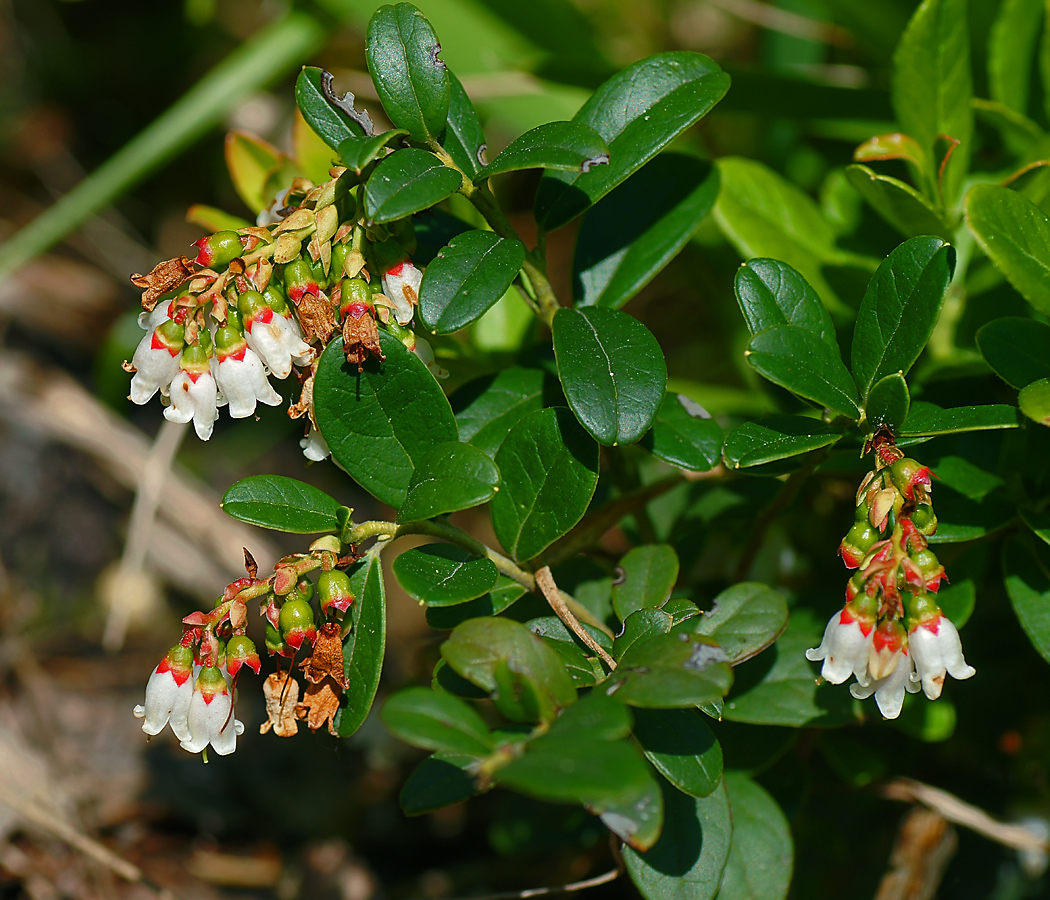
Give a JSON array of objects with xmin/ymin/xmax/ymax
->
[
  {"xmin": 708, "ymin": 0, "xmax": 852, "ymax": 46},
  {"xmin": 874, "ymin": 807, "xmax": 956, "ymax": 900},
  {"xmin": 535, "ymin": 567, "xmax": 617, "ymax": 670},
  {"xmin": 412, "ymin": 868, "xmax": 620, "ymax": 900}
]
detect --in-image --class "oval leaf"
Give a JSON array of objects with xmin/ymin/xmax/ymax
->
[
  {"xmin": 633, "ymin": 708, "xmax": 723, "ymax": 799},
  {"xmin": 453, "ymin": 367, "xmax": 548, "ymax": 457},
  {"xmin": 609, "ymin": 633, "xmax": 733, "ymax": 708},
  {"xmin": 335, "ymin": 553, "xmax": 387, "ymax": 737},
  {"xmin": 295, "ymin": 67, "xmax": 371, "ymax": 152},
  {"xmin": 864, "ymin": 373, "xmax": 911, "ymax": 432},
  {"xmin": 1004, "ymin": 538, "xmax": 1050, "ymax": 664},
  {"xmin": 612, "ymin": 544, "xmax": 680, "ymax": 622},
  {"xmin": 364, "ymin": 148, "xmax": 462, "ymax": 224},
  {"xmin": 844, "ymin": 164, "xmax": 953, "ymax": 239},
  {"xmin": 338, "ymin": 129, "xmax": 409, "ymax": 174},
  {"xmin": 976, "ymin": 317, "xmax": 1050, "ymax": 389},
  {"xmin": 641, "ymin": 392, "xmax": 723, "ymax": 473},
  {"xmin": 222, "ymin": 474, "xmax": 343, "ymax": 534},
  {"xmin": 397, "ymin": 441, "xmax": 501, "ymax": 522},
  {"xmin": 1020, "ymin": 378, "xmax": 1050, "ymax": 425},
  {"xmin": 686, "ymin": 582, "xmax": 789, "ymax": 665},
  {"xmin": 400, "ymin": 752, "xmax": 481, "ymax": 816},
  {"xmin": 393, "ymin": 544, "xmax": 500, "ymax": 607},
  {"xmin": 898, "ymin": 402, "xmax": 1022, "ymax": 439},
  {"xmin": 381, "ymin": 686, "xmax": 495, "ymax": 757},
  {"xmin": 426, "ymin": 576, "xmax": 528, "ymax": 630},
  {"xmin": 723, "ymin": 417, "xmax": 843, "ymax": 469},
  {"xmin": 477, "ymin": 121, "xmax": 609, "ymax": 180},
  {"xmin": 717, "ymin": 773, "xmax": 793, "ymax": 900},
  {"xmin": 441, "ymin": 72, "xmax": 486, "ymax": 179},
  {"xmin": 734, "ymin": 258, "xmax": 837, "ymax": 345}
]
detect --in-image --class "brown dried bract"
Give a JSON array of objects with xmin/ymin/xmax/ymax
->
[
  {"xmin": 300, "ymin": 623, "xmax": 349, "ymax": 689},
  {"xmin": 260, "ymin": 671, "xmax": 300, "ymax": 737},
  {"xmin": 342, "ymin": 310, "xmax": 383, "ymax": 370},
  {"xmin": 296, "ymin": 676, "xmax": 342, "ymax": 736},
  {"xmin": 130, "ymin": 256, "xmax": 195, "ymax": 310},
  {"xmin": 298, "ymin": 292, "xmax": 337, "ymax": 344}
]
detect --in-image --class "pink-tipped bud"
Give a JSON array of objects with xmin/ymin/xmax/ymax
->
[
  {"xmin": 279, "ymin": 597, "xmax": 317, "ymax": 650},
  {"xmin": 283, "ymin": 258, "xmax": 321, "ymax": 306},
  {"xmin": 318, "ymin": 570, "xmax": 355, "ymax": 616},
  {"xmin": 226, "ymin": 635, "xmax": 261, "ymax": 676},
  {"xmin": 839, "ymin": 522, "xmax": 879, "ymax": 569},
  {"xmin": 191, "ymin": 231, "xmax": 243, "ymax": 268},
  {"xmin": 889, "ymin": 458, "xmax": 933, "ymax": 501}
]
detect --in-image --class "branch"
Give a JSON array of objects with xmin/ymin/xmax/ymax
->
[{"xmin": 535, "ymin": 566, "xmax": 617, "ymax": 669}]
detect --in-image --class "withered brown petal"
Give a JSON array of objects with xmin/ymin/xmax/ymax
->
[
  {"xmin": 130, "ymin": 256, "xmax": 195, "ymax": 310},
  {"xmin": 260, "ymin": 671, "xmax": 300, "ymax": 737},
  {"xmin": 296, "ymin": 676, "xmax": 343, "ymax": 736},
  {"xmin": 301, "ymin": 622, "xmax": 349, "ymax": 689},
  {"xmin": 298, "ymin": 293, "xmax": 337, "ymax": 344},
  {"xmin": 342, "ymin": 311, "xmax": 383, "ymax": 369}
]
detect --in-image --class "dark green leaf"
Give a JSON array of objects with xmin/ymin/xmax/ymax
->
[
  {"xmin": 574, "ymin": 154, "xmax": 719, "ymax": 309},
  {"xmin": 397, "ymin": 441, "xmax": 501, "ymax": 522},
  {"xmin": 723, "ymin": 417, "xmax": 842, "ymax": 469},
  {"xmin": 641, "ymin": 392, "xmax": 724, "ymax": 473},
  {"xmin": 976, "ymin": 317, "xmax": 1050, "ymax": 389},
  {"xmin": 365, "ymin": 3, "xmax": 449, "ymax": 142},
  {"xmin": 1003, "ymin": 538, "xmax": 1050, "ymax": 664},
  {"xmin": 491, "ymin": 408, "xmax": 599, "ymax": 561},
  {"xmin": 528, "ymin": 615, "xmax": 614, "ymax": 653},
  {"xmin": 381, "ymin": 687, "xmax": 495, "ymax": 757},
  {"xmin": 937, "ymin": 578, "xmax": 976, "ymax": 629},
  {"xmin": 733, "ymin": 258, "xmax": 836, "ymax": 345},
  {"xmin": 1024, "ymin": 510, "xmax": 1050, "ymax": 548},
  {"xmin": 393, "ymin": 544, "xmax": 499, "ymax": 607},
  {"xmin": 633, "ymin": 709, "xmax": 723, "ymax": 799},
  {"xmin": 844, "ymin": 165, "xmax": 953, "ymax": 239},
  {"xmin": 623, "ymin": 778, "xmax": 732, "ymax": 900},
  {"xmin": 609, "ymin": 633, "xmax": 733, "ymax": 708},
  {"xmin": 453, "ymin": 367, "xmax": 548, "ymax": 458},
  {"xmin": 687, "ymin": 583, "xmax": 789, "ymax": 666},
  {"xmin": 548, "ymin": 692, "xmax": 633, "ymax": 742},
  {"xmin": 663, "ymin": 598, "xmax": 702, "ymax": 625},
  {"xmin": 295, "ymin": 67, "xmax": 369, "ymax": 152},
  {"xmin": 1020, "ymin": 378, "xmax": 1050, "ymax": 425},
  {"xmin": 898, "ymin": 402, "xmax": 1023, "ymax": 439},
  {"xmin": 716, "ymin": 773, "xmax": 793, "ymax": 900},
  {"xmin": 612, "ymin": 545, "xmax": 680, "ymax": 621},
  {"xmin": 989, "ymin": 0, "xmax": 1043, "ymax": 114},
  {"xmin": 477, "ymin": 121, "xmax": 609, "ymax": 180},
  {"xmin": 221, "ymin": 475, "xmax": 342, "ymax": 534},
  {"xmin": 426, "ymin": 577, "xmax": 528, "ymax": 629},
  {"xmin": 364, "ymin": 148, "xmax": 461, "ymax": 223},
  {"xmin": 614, "ymin": 608, "xmax": 676, "ymax": 661},
  {"xmin": 337, "ymin": 129, "xmax": 409, "ymax": 174},
  {"xmin": 541, "ymin": 637, "xmax": 600, "ymax": 686},
  {"xmin": 413, "ymin": 209, "xmax": 474, "ymax": 265},
  {"xmin": 535, "ymin": 52, "xmax": 730, "ymax": 230},
  {"xmin": 336, "ymin": 554, "xmax": 387, "ymax": 737},
  {"xmin": 553, "ymin": 307, "xmax": 667, "ymax": 446},
  {"xmin": 314, "ymin": 334, "xmax": 458, "ymax": 508},
  {"xmin": 851, "ymin": 237, "xmax": 955, "ymax": 401},
  {"xmin": 864, "ymin": 373, "xmax": 911, "ymax": 432},
  {"xmin": 966, "ymin": 184, "xmax": 1050, "ymax": 316},
  {"xmin": 747, "ymin": 326, "xmax": 860, "ymax": 419},
  {"xmin": 441, "ymin": 72, "xmax": 486, "ymax": 179},
  {"xmin": 400, "ymin": 752, "xmax": 480, "ymax": 816},
  {"xmin": 418, "ymin": 230, "xmax": 526, "ymax": 334}
]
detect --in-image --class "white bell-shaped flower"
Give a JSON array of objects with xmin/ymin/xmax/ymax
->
[
  {"xmin": 301, "ymin": 427, "xmax": 331, "ymax": 462},
  {"xmin": 850, "ymin": 648, "xmax": 920, "ymax": 719},
  {"xmin": 180, "ymin": 665, "xmax": 245, "ymax": 756},
  {"xmin": 213, "ymin": 326, "xmax": 282, "ymax": 418},
  {"xmin": 239, "ymin": 290, "xmax": 311, "ymax": 379},
  {"xmin": 129, "ymin": 319, "xmax": 184, "ymax": 405},
  {"xmin": 165, "ymin": 344, "xmax": 219, "ymax": 440},
  {"xmin": 908, "ymin": 614, "xmax": 975, "ymax": 700},
  {"xmin": 806, "ymin": 606, "xmax": 873, "ymax": 686},
  {"xmin": 133, "ymin": 644, "xmax": 194, "ymax": 742},
  {"xmin": 412, "ymin": 335, "xmax": 449, "ymax": 380},
  {"xmin": 382, "ymin": 260, "xmax": 422, "ymax": 326}
]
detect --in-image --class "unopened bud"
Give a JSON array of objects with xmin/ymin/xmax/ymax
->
[
  {"xmin": 911, "ymin": 502, "xmax": 938, "ymax": 536},
  {"xmin": 339, "ymin": 277, "xmax": 372, "ymax": 318},
  {"xmin": 910, "ymin": 547, "xmax": 947, "ymax": 593},
  {"xmin": 839, "ymin": 522, "xmax": 879, "ymax": 569},
  {"xmin": 264, "ymin": 622, "xmax": 290, "ymax": 657},
  {"xmin": 318, "ymin": 569, "xmax": 355, "ymax": 615},
  {"xmin": 283, "ymin": 258, "xmax": 320, "ymax": 306},
  {"xmin": 192, "ymin": 231, "xmax": 243, "ymax": 268},
  {"xmin": 226, "ymin": 635, "xmax": 261, "ymax": 675},
  {"xmin": 279, "ymin": 597, "xmax": 317, "ymax": 650},
  {"xmin": 890, "ymin": 458, "xmax": 932, "ymax": 500}
]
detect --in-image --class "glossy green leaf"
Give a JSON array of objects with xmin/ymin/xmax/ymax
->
[
  {"xmin": 898, "ymin": 402, "xmax": 1023, "ymax": 439},
  {"xmin": 364, "ymin": 148, "xmax": 461, "ymax": 224},
  {"xmin": 547, "ymin": 692, "xmax": 633, "ymax": 742},
  {"xmin": 612, "ymin": 545, "xmax": 680, "ymax": 621},
  {"xmin": 990, "ymin": 0, "xmax": 1043, "ymax": 114},
  {"xmin": 418, "ymin": 230, "xmax": 526, "ymax": 334},
  {"xmin": 733, "ymin": 258, "xmax": 836, "ymax": 346},
  {"xmin": 716, "ymin": 773, "xmax": 793, "ymax": 900},
  {"xmin": 477, "ymin": 121, "xmax": 609, "ymax": 181},
  {"xmin": 452, "ymin": 368, "xmax": 548, "ymax": 458},
  {"xmin": 528, "ymin": 615, "xmax": 614, "ymax": 654},
  {"xmin": 397, "ymin": 441, "xmax": 500, "ymax": 522},
  {"xmin": 1003, "ymin": 538, "xmax": 1050, "ymax": 664},
  {"xmin": 296, "ymin": 66, "xmax": 371, "ymax": 152},
  {"xmin": 892, "ymin": 0, "xmax": 972, "ymax": 200},
  {"xmin": 1020, "ymin": 378, "xmax": 1050, "ymax": 425},
  {"xmin": 976, "ymin": 317, "xmax": 1050, "ymax": 389},
  {"xmin": 574, "ymin": 154, "xmax": 719, "ymax": 309},
  {"xmin": 393, "ymin": 544, "xmax": 499, "ymax": 607},
  {"xmin": 491, "ymin": 408, "xmax": 599, "ymax": 561},
  {"xmin": 641, "ymin": 392, "xmax": 724, "ymax": 473},
  {"xmin": 365, "ymin": 3, "xmax": 449, "ymax": 142},
  {"xmin": 553, "ymin": 307, "xmax": 667, "ymax": 446},
  {"xmin": 314, "ymin": 334, "xmax": 458, "ymax": 508},
  {"xmin": 221, "ymin": 475, "xmax": 343, "ymax": 534},
  {"xmin": 851, "ymin": 237, "xmax": 955, "ymax": 401},
  {"xmin": 441, "ymin": 71, "xmax": 486, "ymax": 180},
  {"xmin": 414, "ymin": 209, "xmax": 474, "ymax": 265},
  {"xmin": 747, "ymin": 326, "xmax": 860, "ymax": 419},
  {"xmin": 337, "ymin": 129, "xmax": 409, "ymax": 174},
  {"xmin": 539, "ymin": 636, "xmax": 600, "ymax": 687},
  {"xmin": 535, "ymin": 52, "xmax": 730, "ymax": 230},
  {"xmin": 426, "ymin": 577, "xmax": 527, "ymax": 630},
  {"xmin": 663, "ymin": 598, "xmax": 701, "ymax": 626},
  {"xmin": 723, "ymin": 417, "xmax": 842, "ymax": 469},
  {"xmin": 1023, "ymin": 510, "xmax": 1050, "ymax": 548},
  {"xmin": 608, "ymin": 633, "xmax": 733, "ymax": 708},
  {"xmin": 381, "ymin": 687, "xmax": 495, "ymax": 757},
  {"xmin": 623, "ymin": 778, "xmax": 732, "ymax": 900},
  {"xmin": 336, "ymin": 554, "xmax": 387, "ymax": 737},
  {"xmin": 634, "ymin": 709, "xmax": 723, "ymax": 799},
  {"xmin": 400, "ymin": 752, "xmax": 480, "ymax": 816},
  {"xmin": 966, "ymin": 184, "xmax": 1050, "ymax": 316},
  {"xmin": 687, "ymin": 583, "xmax": 789, "ymax": 666},
  {"xmin": 864, "ymin": 373, "xmax": 911, "ymax": 432},
  {"xmin": 614, "ymin": 609, "xmax": 676, "ymax": 661},
  {"xmin": 844, "ymin": 165, "xmax": 953, "ymax": 239}
]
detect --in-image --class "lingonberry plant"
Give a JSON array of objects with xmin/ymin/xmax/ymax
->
[{"xmin": 120, "ymin": 0, "xmax": 1050, "ymax": 896}]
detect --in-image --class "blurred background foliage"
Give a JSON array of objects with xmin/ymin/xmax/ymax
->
[{"xmin": 1, "ymin": 0, "xmax": 1049, "ymax": 898}]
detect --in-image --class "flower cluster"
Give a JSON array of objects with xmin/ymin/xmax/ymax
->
[
  {"xmin": 126, "ymin": 168, "xmax": 444, "ymax": 455},
  {"xmin": 134, "ymin": 536, "xmax": 358, "ymax": 756},
  {"xmin": 806, "ymin": 434, "xmax": 974, "ymax": 718}
]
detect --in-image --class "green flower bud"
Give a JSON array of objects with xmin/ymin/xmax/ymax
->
[
  {"xmin": 192, "ymin": 231, "xmax": 243, "ymax": 268},
  {"xmin": 318, "ymin": 569, "xmax": 355, "ymax": 614},
  {"xmin": 279, "ymin": 597, "xmax": 317, "ymax": 650},
  {"xmin": 911, "ymin": 503, "xmax": 938, "ymax": 536}
]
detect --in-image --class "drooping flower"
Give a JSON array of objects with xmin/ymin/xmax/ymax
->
[
  {"xmin": 908, "ymin": 614, "xmax": 975, "ymax": 700},
  {"xmin": 850, "ymin": 647, "xmax": 920, "ymax": 719},
  {"xmin": 300, "ymin": 427, "xmax": 331, "ymax": 462},
  {"xmin": 129, "ymin": 319, "xmax": 185, "ymax": 405},
  {"xmin": 165, "ymin": 343, "xmax": 219, "ymax": 440},
  {"xmin": 238, "ymin": 289, "xmax": 312, "ymax": 379},
  {"xmin": 381, "ymin": 260, "xmax": 422, "ymax": 326},
  {"xmin": 806, "ymin": 594, "xmax": 877, "ymax": 686},
  {"xmin": 213, "ymin": 325, "xmax": 282, "ymax": 418},
  {"xmin": 133, "ymin": 643, "xmax": 194, "ymax": 741},
  {"xmin": 180, "ymin": 664, "xmax": 244, "ymax": 756}
]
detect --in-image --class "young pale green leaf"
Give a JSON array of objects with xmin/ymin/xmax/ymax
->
[
  {"xmin": 686, "ymin": 583, "xmax": 789, "ymax": 666},
  {"xmin": 295, "ymin": 67, "xmax": 370, "ymax": 153},
  {"xmin": 844, "ymin": 165, "xmax": 953, "ymax": 239},
  {"xmin": 397, "ymin": 441, "xmax": 500, "ymax": 522},
  {"xmin": 221, "ymin": 475, "xmax": 343, "ymax": 534},
  {"xmin": 314, "ymin": 334, "xmax": 458, "ymax": 508},
  {"xmin": 989, "ymin": 0, "xmax": 1043, "ymax": 114},
  {"xmin": 1020, "ymin": 378, "xmax": 1050, "ymax": 425},
  {"xmin": 614, "ymin": 609, "xmax": 675, "ymax": 661},
  {"xmin": 612, "ymin": 545, "xmax": 680, "ymax": 622},
  {"xmin": 623, "ymin": 778, "xmax": 732, "ymax": 900},
  {"xmin": 892, "ymin": 0, "xmax": 972, "ymax": 201},
  {"xmin": 365, "ymin": 3, "xmax": 449, "ymax": 142},
  {"xmin": 338, "ymin": 129, "xmax": 409, "ymax": 174},
  {"xmin": 453, "ymin": 368, "xmax": 549, "ymax": 458},
  {"xmin": 426, "ymin": 577, "xmax": 527, "ymax": 630},
  {"xmin": 381, "ymin": 687, "xmax": 495, "ymax": 757},
  {"xmin": 336, "ymin": 554, "xmax": 387, "ymax": 737},
  {"xmin": 491, "ymin": 408, "xmax": 599, "ymax": 561},
  {"xmin": 864, "ymin": 373, "xmax": 911, "ymax": 432},
  {"xmin": 364, "ymin": 148, "xmax": 461, "ymax": 224},
  {"xmin": 1003, "ymin": 538, "xmax": 1050, "ymax": 664},
  {"xmin": 553, "ymin": 307, "xmax": 667, "ymax": 446},
  {"xmin": 976, "ymin": 317, "xmax": 1050, "ymax": 388},
  {"xmin": 534, "ymin": 52, "xmax": 730, "ymax": 230},
  {"xmin": 441, "ymin": 72, "xmax": 486, "ymax": 179},
  {"xmin": 898, "ymin": 402, "xmax": 1022, "ymax": 439},
  {"xmin": 747, "ymin": 326, "xmax": 861, "ymax": 419},
  {"xmin": 609, "ymin": 633, "xmax": 733, "ymax": 708},
  {"xmin": 547, "ymin": 692, "xmax": 633, "ymax": 742},
  {"xmin": 476, "ymin": 121, "xmax": 609, "ymax": 181},
  {"xmin": 392, "ymin": 544, "xmax": 499, "ymax": 607},
  {"xmin": 633, "ymin": 709, "xmax": 723, "ymax": 799},
  {"xmin": 418, "ymin": 230, "xmax": 526, "ymax": 334},
  {"xmin": 641, "ymin": 392, "xmax": 724, "ymax": 473},
  {"xmin": 716, "ymin": 773, "xmax": 794, "ymax": 900},
  {"xmin": 850, "ymin": 237, "xmax": 955, "ymax": 401},
  {"xmin": 400, "ymin": 752, "xmax": 480, "ymax": 816},
  {"xmin": 723, "ymin": 417, "xmax": 843, "ymax": 469},
  {"xmin": 574, "ymin": 154, "xmax": 719, "ymax": 309},
  {"xmin": 733, "ymin": 258, "xmax": 837, "ymax": 345},
  {"xmin": 225, "ymin": 132, "xmax": 297, "ymax": 215},
  {"xmin": 966, "ymin": 184, "xmax": 1050, "ymax": 316}
]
